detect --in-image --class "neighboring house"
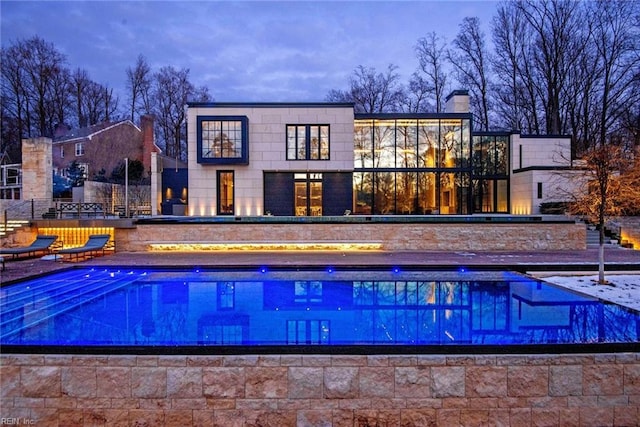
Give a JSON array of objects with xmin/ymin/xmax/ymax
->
[
  {"xmin": 53, "ymin": 115, "xmax": 159, "ymax": 182},
  {"xmin": 178, "ymin": 91, "xmax": 576, "ymax": 217}
]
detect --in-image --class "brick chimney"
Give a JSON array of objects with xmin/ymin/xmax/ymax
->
[{"xmin": 141, "ymin": 114, "xmax": 160, "ymax": 177}]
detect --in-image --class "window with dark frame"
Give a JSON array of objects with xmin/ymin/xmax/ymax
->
[
  {"xmin": 197, "ymin": 116, "xmax": 249, "ymax": 164},
  {"xmin": 217, "ymin": 170, "xmax": 234, "ymax": 215},
  {"xmin": 286, "ymin": 124, "xmax": 329, "ymax": 160},
  {"xmin": 537, "ymin": 182, "xmax": 543, "ymax": 199}
]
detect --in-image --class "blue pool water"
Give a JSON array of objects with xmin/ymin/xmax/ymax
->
[{"xmin": 1, "ymin": 267, "xmax": 639, "ymax": 350}]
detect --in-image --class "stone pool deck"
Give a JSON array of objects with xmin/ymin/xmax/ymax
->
[
  {"xmin": 2, "ymin": 245, "xmax": 640, "ymax": 284},
  {"xmin": 1, "ymin": 247, "xmax": 639, "ymax": 426}
]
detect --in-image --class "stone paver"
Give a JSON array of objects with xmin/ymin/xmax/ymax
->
[{"xmin": 2, "ymin": 246, "xmax": 639, "ymax": 285}]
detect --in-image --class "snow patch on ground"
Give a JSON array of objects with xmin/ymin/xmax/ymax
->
[{"xmin": 534, "ymin": 273, "xmax": 640, "ymax": 312}]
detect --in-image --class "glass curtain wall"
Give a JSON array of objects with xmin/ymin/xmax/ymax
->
[
  {"xmin": 354, "ymin": 116, "xmax": 472, "ymax": 215},
  {"xmin": 472, "ymin": 134, "xmax": 509, "ymax": 213}
]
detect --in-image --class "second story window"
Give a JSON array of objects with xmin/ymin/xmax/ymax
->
[
  {"xmin": 75, "ymin": 142, "xmax": 84, "ymax": 156},
  {"xmin": 197, "ymin": 116, "xmax": 249, "ymax": 164},
  {"xmin": 60, "ymin": 146, "xmax": 64, "ymax": 158},
  {"xmin": 287, "ymin": 125, "xmax": 329, "ymax": 160}
]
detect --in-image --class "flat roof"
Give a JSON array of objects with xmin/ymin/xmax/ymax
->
[{"xmin": 187, "ymin": 101, "xmax": 354, "ymax": 108}]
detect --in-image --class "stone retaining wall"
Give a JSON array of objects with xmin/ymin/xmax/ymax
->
[
  {"xmin": 1, "ymin": 352, "xmax": 638, "ymax": 426},
  {"xmin": 116, "ymin": 222, "xmax": 586, "ymax": 252}
]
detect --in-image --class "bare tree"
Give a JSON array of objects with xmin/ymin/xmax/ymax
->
[
  {"xmin": 1, "ymin": 37, "xmax": 68, "ymax": 139},
  {"xmin": 102, "ymin": 86, "xmax": 119, "ymax": 122},
  {"xmin": 516, "ymin": 0, "xmax": 589, "ymax": 135},
  {"xmin": 71, "ymin": 68, "xmax": 91, "ymax": 127},
  {"xmin": 415, "ymin": 32, "xmax": 449, "ymax": 113},
  {"xmin": 126, "ymin": 54, "xmax": 152, "ymax": 123},
  {"xmin": 48, "ymin": 66, "xmax": 72, "ymax": 131},
  {"xmin": 589, "ymin": 0, "xmax": 640, "ymax": 151},
  {"xmin": 153, "ymin": 66, "xmax": 210, "ymax": 160},
  {"xmin": 401, "ymin": 72, "xmax": 433, "ymax": 113},
  {"xmin": 326, "ymin": 64, "xmax": 405, "ymax": 113},
  {"xmin": 1, "ymin": 42, "xmax": 29, "ymax": 159},
  {"xmin": 81, "ymin": 80, "xmax": 118, "ymax": 126},
  {"xmin": 491, "ymin": 2, "xmax": 529, "ymax": 131},
  {"xmin": 448, "ymin": 17, "xmax": 492, "ymax": 131},
  {"xmin": 20, "ymin": 36, "xmax": 68, "ymax": 137}
]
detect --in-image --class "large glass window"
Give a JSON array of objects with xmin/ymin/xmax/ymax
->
[
  {"xmin": 197, "ymin": 116, "xmax": 249, "ymax": 164},
  {"xmin": 472, "ymin": 134, "xmax": 509, "ymax": 213},
  {"xmin": 418, "ymin": 172, "xmax": 437, "ymax": 214},
  {"xmin": 353, "ymin": 116, "xmax": 472, "ymax": 215},
  {"xmin": 440, "ymin": 120, "xmax": 462, "ymax": 168},
  {"xmin": 373, "ymin": 172, "xmax": 394, "ymax": 214},
  {"xmin": 495, "ymin": 136, "xmax": 508, "ymax": 174},
  {"xmin": 396, "ymin": 172, "xmax": 417, "ymax": 214},
  {"xmin": 287, "ymin": 125, "xmax": 329, "ymax": 160},
  {"xmin": 354, "ymin": 120, "xmax": 373, "ymax": 168},
  {"xmin": 418, "ymin": 120, "xmax": 438, "ymax": 168},
  {"xmin": 373, "ymin": 120, "xmax": 396, "ymax": 168},
  {"xmin": 354, "ymin": 172, "xmax": 373, "ymax": 214},
  {"xmin": 396, "ymin": 120, "xmax": 417, "ymax": 168}
]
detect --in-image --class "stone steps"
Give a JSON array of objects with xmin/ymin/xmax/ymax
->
[{"xmin": 0, "ymin": 219, "xmax": 29, "ymax": 238}]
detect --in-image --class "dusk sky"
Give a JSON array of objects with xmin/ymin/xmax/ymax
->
[{"xmin": 1, "ymin": 1, "xmax": 498, "ymax": 103}]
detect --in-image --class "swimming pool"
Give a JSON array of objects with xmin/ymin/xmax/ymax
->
[{"xmin": 1, "ymin": 267, "xmax": 638, "ymax": 353}]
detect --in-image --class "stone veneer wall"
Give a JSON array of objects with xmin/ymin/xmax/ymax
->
[
  {"xmin": 1, "ymin": 353, "xmax": 638, "ymax": 426},
  {"xmin": 21, "ymin": 137, "xmax": 53, "ymax": 201},
  {"xmin": 116, "ymin": 222, "xmax": 586, "ymax": 252}
]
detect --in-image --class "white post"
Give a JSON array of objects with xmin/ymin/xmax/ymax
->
[{"xmin": 124, "ymin": 157, "xmax": 129, "ymax": 218}]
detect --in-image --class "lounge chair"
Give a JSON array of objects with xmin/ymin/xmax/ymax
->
[
  {"xmin": 0, "ymin": 235, "xmax": 59, "ymax": 260},
  {"xmin": 57, "ymin": 234, "xmax": 111, "ymax": 262}
]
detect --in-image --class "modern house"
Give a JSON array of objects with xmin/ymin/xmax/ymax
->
[{"xmin": 164, "ymin": 91, "xmax": 576, "ymax": 218}]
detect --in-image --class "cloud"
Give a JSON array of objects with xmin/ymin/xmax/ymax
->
[{"xmin": 1, "ymin": 0, "xmax": 498, "ymax": 103}]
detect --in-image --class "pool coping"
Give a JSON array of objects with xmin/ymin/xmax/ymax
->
[{"xmin": 2, "ymin": 342, "xmax": 639, "ymax": 355}]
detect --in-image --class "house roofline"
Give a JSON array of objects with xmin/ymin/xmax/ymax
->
[
  {"xmin": 355, "ymin": 112, "xmax": 472, "ymax": 120},
  {"xmin": 187, "ymin": 102, "xmax": 354, "ymax": 109},
  {"xmin": 53, "ymin": 120, "xmax": 141, "ymax": 144}
]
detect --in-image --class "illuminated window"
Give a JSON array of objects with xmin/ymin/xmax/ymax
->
[
  {"xmin": 217, "ymin": 171, "xmax": 234, "ymax": 215},
  {"xmin": 471, "ymin": 134, "xmax": 510, "ymax": 213},
  {"xmin": 287, "ymin": 125, "xmax": 329, "ymax": 160},
  {"xmin": 197, "ymin": 116, "xmax": 249, "ymax": 164}
]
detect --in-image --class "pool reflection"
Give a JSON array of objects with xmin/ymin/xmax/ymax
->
[{"xmin": 1, "ymin": 269, "xmax": 638, "ymax": 346}]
